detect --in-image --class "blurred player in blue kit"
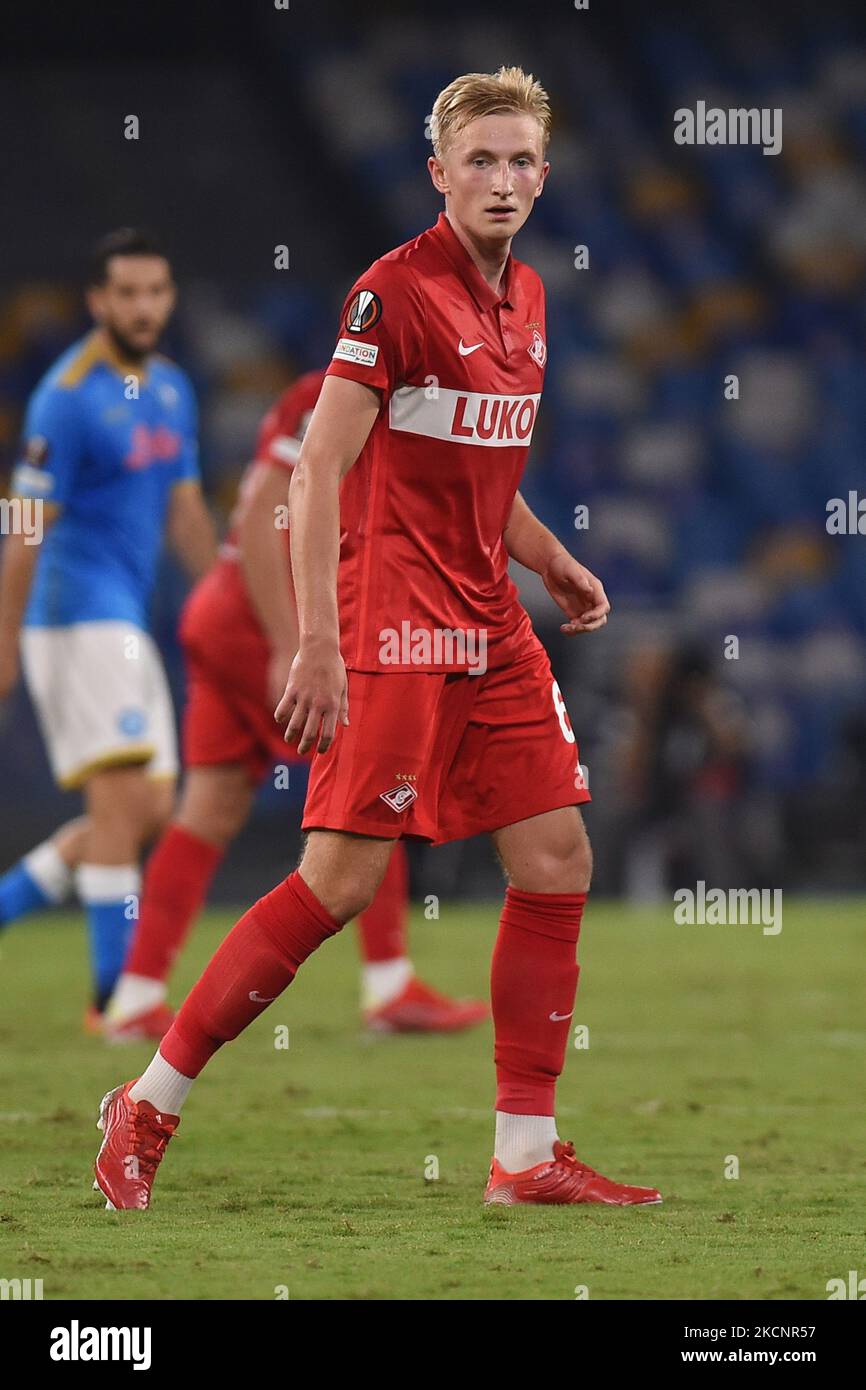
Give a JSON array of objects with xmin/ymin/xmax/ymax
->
[{"xmin": 0, "ymin": 229, "xmax": 217, "ymax": 1027}]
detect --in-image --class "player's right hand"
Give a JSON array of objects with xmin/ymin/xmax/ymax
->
[
  {"xmin": 267, "ymin": 649, "xmax": 296, "ymax": 712},
  {"xmin": 274, "ymin": 640, "xmax": 348, "ymax": 755}
]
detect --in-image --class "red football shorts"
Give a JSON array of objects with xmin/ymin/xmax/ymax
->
[
  {"xmin": 302, "ymin": 636, "xmax": 590, "ymax": 845},
  {"xmin": 180, "ymin": 562, "xmax": 307, "ymax": 781}
]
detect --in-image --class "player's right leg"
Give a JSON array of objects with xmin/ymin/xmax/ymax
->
[
  {"xmin": 93, "ymin": 829, "xmax": 393, "ymax": 1209},
  {"xmin": 104, "ymin": 764, "xmax": 255, "ymax": 1040},
  {"xmin": 0, "ymin": 815, "xmax": 87, "ymax": 929}
]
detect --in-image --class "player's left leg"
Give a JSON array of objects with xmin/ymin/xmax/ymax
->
[
  {"xmin": 358, "ymin": 840, "xmax": 489, "ymax": 1032},
  {"xmin": 76, "ymin": 625, "xmax": 179, "ymax": 1021},
  {"xmin": 432, "ymin": 639, "xmax": 660, "ymax": 1205},
  {"xmin": 485, "ymin": 806, "xmax": 661, "ymax": 1206},
  {"xmin": 78, "ymin": 763, "xmax": 174, "ymax": 1017},
  {"xmin": 0, "ymin": 782, "xmax": 172, "ymax": 935},
  {"xmin": 488, "ymin": 805, "xmax": 590, "ymax": 1167},
  {"xmin": 105, "ymin": 763, "xmax": 254, "ymax": 1038},
  {"xmin": 18, "ymin": 620, "xmax": 179, "ymax": 1023}
]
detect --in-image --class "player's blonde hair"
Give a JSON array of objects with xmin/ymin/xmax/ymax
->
[{"xmin": 429, "ymin": 66, "xmax": 551, "ymax": 160}]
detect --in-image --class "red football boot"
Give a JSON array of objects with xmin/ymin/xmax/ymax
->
[
  {"xmin": 93, "ymin": 1080, "xmax": 179, "ymax": 1210},
  {"xmin": 103, "ymin": 1002, "xmax": 175, "ymax": 1045},
  {"xmin": 83, "ymin": 1006, "xmax": 103, "ymax": 1036},
  {"xmin": 365, "ymin": 976, "xmax": 489, "ymax": 1033},
  {"xmin": 484, "ymin": 1140, "xmax": 662, "ymax": 1206}
]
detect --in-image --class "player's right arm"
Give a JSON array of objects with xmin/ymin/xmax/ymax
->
[
  {"xmin": 275, "ymin": 374, "xmax": 381, "ymax": 754},
  {"xmin": 0, "ymin": 505, "xmax": 59, "ymax": 699},
  {"xmin": 0, "ymin": 383, "xmax": 81, "ymax": 700}
]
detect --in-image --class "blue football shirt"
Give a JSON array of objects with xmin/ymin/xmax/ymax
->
[{"xmin": 13, "ymin": 330, "xmax": 199, "ymax": 629}]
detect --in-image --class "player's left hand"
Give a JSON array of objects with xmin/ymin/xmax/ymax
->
[{"xmin": 542, "ymin": 553, "xmax": 610, "ymax": 634}]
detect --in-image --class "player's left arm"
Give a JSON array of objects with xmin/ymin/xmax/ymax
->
[
  {"xmin": 167, "ymin": 480, "xmax": 217, "ymax": 580},
  {"xmin": 503, "ymin": 490, "xmax": 610, "ymax": 635},
  {"xmin": 165, "ymin": 373, "xmax": 218, "ymax": 579}
]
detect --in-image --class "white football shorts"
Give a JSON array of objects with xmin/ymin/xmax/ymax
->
[{"xmin": 20, "ymin": 621, "xmax": 178, "ymax": 789}]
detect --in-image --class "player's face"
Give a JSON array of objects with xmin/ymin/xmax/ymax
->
[
  {"xmin": 428, "ymin": 113, "xmax": 549, "ymax": 244},
  {"xmin": 87, "ymin": 255, "xmax": 176, "ymax": 359}
]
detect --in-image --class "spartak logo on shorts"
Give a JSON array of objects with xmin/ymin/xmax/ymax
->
[{"xmin": 379, "ymin": 783, "xmax": 418, "ymax": 813}]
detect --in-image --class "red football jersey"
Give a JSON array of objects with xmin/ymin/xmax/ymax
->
[
  {"xmin": 221, "ymin": 368, "xmax": 326, "ymax": 559},
  {"xmin": 326, "ymin": 211, "xmax": 545, "ymax": 673}
]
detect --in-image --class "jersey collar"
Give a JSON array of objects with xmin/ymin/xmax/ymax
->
[
  {"xmin": 429, "ymin": 212, "xmax": 516, "ymax": 312},
  {"xmin": 89, "ymin": 328, "xmax": 153, "ymax": 383}
]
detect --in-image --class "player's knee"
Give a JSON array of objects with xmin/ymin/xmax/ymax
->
[
  {"xmin": 142, "ymin": 780, "xmax": 176, "ymax": 843},
  {"xmin": 86, "ymin": 765, "xmax": 160, "ymax": 852},
  {"xmin": 529, "ymin": 843, "xmax": 591, "ymax": 894},
  {"xmin": 197, "ymin": 802, "xmax": 248, "ymax": 846},
  {"xmin": 298, "ymin": 834, "xmax": 389, "ymax": 923},
  {"xmin": 180, "ymin": 787, "xmax": 248, "ymax": 847},
  {"xmin": 316, "ymin": 874, "xmax": 380, "ymax": 924},
  {"xmin": 167, "ymin": 766, "xmax": 253, "ymax": 850},
  {"xmin": 571, "ymin": 834, "xmax": 593, "ymax": 894},
  {"xmin": 507, "ymin": 821, "xmax": 593, "ymax": 895},
  {"xmin": 126, "ymin": 780, "xmax": 168, "ymax": 846}
]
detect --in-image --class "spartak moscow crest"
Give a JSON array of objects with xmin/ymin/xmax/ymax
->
[{"xmin": 527, "ymin": 329, "xmax": 547, "ymax": 367}]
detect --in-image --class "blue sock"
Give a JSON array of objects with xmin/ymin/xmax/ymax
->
[
  {"xmin": 75, "ymin": 864, "xmax": 141, "ymax": 1010},
  {"xmin": 0, "ymin": 841, "xmax": 71, "ymax": 927}
]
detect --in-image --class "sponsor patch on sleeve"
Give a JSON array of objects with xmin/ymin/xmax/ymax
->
[{"xmin": 332, "ymin": 338, "xmax": 380, "ymax": 368}]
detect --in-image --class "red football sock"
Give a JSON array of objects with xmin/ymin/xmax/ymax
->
[
  {"xmin": 123, "ymin": 824, "xmax": 224, "ymax": 982},
  {"xmin": 491, "ymin": 886, "xmax": 586, "ymax": 1116},
  {"xmin": 356, "ymin": 839, "xmax": 408, "ymax": 962},
  {"xmin": 160, "ymin": 869, "xmax": 343, "ymax": 1077}
]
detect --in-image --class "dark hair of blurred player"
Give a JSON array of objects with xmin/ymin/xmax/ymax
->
[{"xmin": 87, "ymin": 228, "xmax": 176, "ymax": 363}]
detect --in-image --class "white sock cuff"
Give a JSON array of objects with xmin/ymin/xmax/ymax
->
[
  {"xmin": 362, "ymin": 956, "xmax": 413, "ymax": 1008},
  {"xmin": 494, "ymin": 1112, "xmax": 559, "ymax": 1171},
  {"xmin": 23, "ymin": 840, "xmax": 73, "ymax": 903},
  {"xmin": 75, "ymin": 863, "xmax": 141, "ymax": 904},
  {"xmin": 107, "ymin": 974, "xmax": 167, "ymax": 1023},
  {"xmin": 130, "ymin": 1050, "xmax": 194, "ymax": 1116}
]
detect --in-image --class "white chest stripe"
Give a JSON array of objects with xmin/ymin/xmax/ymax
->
[{"xmin": 389, "ymin": 385, "xmax": 541, "ymax": 448}]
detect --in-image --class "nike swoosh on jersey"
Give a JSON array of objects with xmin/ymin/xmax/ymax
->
[{"xmin": 458, "ymin": 339, "xmax": 484, "ymax": 356}]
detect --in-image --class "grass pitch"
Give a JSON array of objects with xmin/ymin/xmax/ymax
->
[{"xmin": 0, "ymin": 897, "xmax": 864, "ymax": 1300}]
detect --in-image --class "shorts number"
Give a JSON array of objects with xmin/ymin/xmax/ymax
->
[{"xmin": 552, "ymin": 680, "xmax": 576, "ymax": 744}]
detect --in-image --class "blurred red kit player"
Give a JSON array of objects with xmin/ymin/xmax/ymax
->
[
  {"xmin": 102, "ymin": 370, "xmax": 487, "ymax": 1040},
  {"xmin": 96, "ymin": 66, "xmax": 662, "ymax": 1212}
]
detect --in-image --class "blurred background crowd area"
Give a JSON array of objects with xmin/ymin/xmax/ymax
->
[{"xmin": 1, "ymin": 0, "xmax": 865, "ymax": 896}]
